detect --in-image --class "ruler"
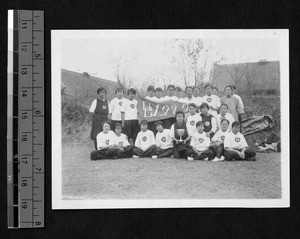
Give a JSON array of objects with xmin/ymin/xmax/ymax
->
[{"xmin": 7, "ymin": 10, "xmax": 44, "ymax": 228}]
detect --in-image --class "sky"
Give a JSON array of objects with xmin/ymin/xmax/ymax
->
[{"xmin": 60, "ymin": 32, "xmax": 280, "ymax": 89}]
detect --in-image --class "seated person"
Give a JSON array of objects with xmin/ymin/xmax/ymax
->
[
  {"xmin": 153, "ymin": 121, "xmax": 173, "ymax": 159},
  {"xmin": 132, "ymin": 120, "xmax": 156, "ymax": 158},
  {"xmin": 185, "ymin": 103, "xmax": 202, "ymax": 137},
  {"xmin": 90, "ymin": 121, "xmax": 117, "ymax": 160},
  {"xmin": 170, "ymin": 110, "xmax": 194, "ymax": 160},
  {"xmin": 200, "ymin": 102, "xmax": 217, "ymax": 139},
  {"xmin": 190, "ymin": 121, "xmax": 215, "ymax": 161},
  {"xmin": 113, "ymin": 123, "xmax": 135, "ymax": 158},
  {"xmin": 210, "ymin": 119, "xmax": 230, "ymax": 162},
  {"xmin": 216, "ymin": 103, "xmax": 235, "ymax": 131},
  {"xmin": 223, "ymin": 121, "xmax": 256, "ymax": 161}
]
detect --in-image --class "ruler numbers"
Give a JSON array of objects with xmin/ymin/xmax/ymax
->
[{"xmin": 18, "ymin": 10, "xmax": 44, "ymax": 228}]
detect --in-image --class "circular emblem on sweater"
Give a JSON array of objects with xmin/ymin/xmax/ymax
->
[
  {"xmin": 142, "ymin": 136, "xmax": 147, "ymax": 142},
  {"xmin": 119, "ymin": 102, "xmax": 123, "ymax": 106},
  {"xmin": 119, "ymin": 141, "xmax": 123, "ymax": 146},
  {"xmin": 198, "ymin": 138, "xmax": 204, "ymax": 143},
  {"xmin": 190, "ymin": 120, "xmax": 195, "ymax": 126},
  {"xmin": 105, "ymin": 140, "xmax": 110, "ymax": 145},
  {"xmin": 130, "ymin": 104, "xmax": 135, "ymax": 108},
  {"xmin": 221, "ymin": 136, "xmax": 225, "ymax": 141},
  {"xmin": 204, "ymin": 121, "xmax": 210, "ymax": 126},
  {"xmin": 235, "ymin": 137, "xmax": 240, "ymax": 142},
  {"xmin": 161, "ymin": 137, "xmax": 166, "ymax": 142},
  {"xmin": 207, "ymin": 98, "xmax": 212, "ymax": 103}
]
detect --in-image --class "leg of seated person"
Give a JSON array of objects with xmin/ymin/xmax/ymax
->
[
  {"xmin": 132, "ymin": 147, "xmax": 144, "ymax": 156},
  {"xmin": 200, "ymin": 149, "xmax": 215, "ymax": 160},
  {"xmin": 157, "ymin": 148, "xmax": 173, "ymax": 158},
  {"xmin": 105, "ymin": 148, "xmax": 117, "ymax": 159},
  {"xmin": 224, "ymin": 150, "xmax": 242, "ymax": 161},
  {"xmin": 142, "ymin": 145, "xmax": 157, "ymax": 157},
  {"xmin": 244, "ymin": 148, "xmax": 256, "ymax": 159},
  {"xmin": 90, "ymin": 149, "xmax": 106, "ymax": 160},
  {"xmin": 212, "ymin": 144, "xmax": 223, "ymax": 158}
]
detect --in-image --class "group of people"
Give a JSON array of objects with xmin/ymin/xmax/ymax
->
[{"xmin": 89, "ymin": 84, "xmax": 256, "ymax": 162}]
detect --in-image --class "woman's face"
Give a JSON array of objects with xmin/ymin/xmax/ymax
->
[
  {"xmin": 201, "ymin": 107, "xmax": 208, "ymax": 115},
  {"xmin": 220, "ymin": 105, "xmax": 228, "ymax": 115},
  {"xmin": 176, "ymin": 114, "xmax": 184, "ymax": 123},
  {"xmin": 205, "ymin": 86, "xmax": 212, "ymax": 95},
  {"xmin": 98, "ymin": 90, "xmax": 106, "ymax": 99},
  {"xmin": 225, "ymin": 87, "xmax": 232, "ymax": 96},
  {"xmin": 189, "ymin": 106, "xmax": 196, "ymax": 115},
  {"xmin": 102, "ymin": 123, "xmax": 110, "ymax": 133},
  {"xmin": 221, "ymin": 120, "xmax": 229, "ymax": 131},
  {"xmin": 116, "ymin": 90, "xmax": 124, "ymax": 99},
  {"xmin": 186, "ymin": 88, "xmax": 193, "ymax": 98},
  {"xmin": 193, "ymin": 88, "xmax": 200, "ymax": 97}
]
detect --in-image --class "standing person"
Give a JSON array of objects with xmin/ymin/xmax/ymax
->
[
  {"xmin": 89, "ymin": 87, "xmax": 109, "ymax": 150},
  {"xmin": 170, "ymin": 110, "xmax": 194, "ymax": 160},
  {"xmin": 216, "ymin": 103, "xmax": 235, "ymax": 131},
  {"xmin": 223, "ymin": 121, "xmax": 256, "ymax": 161},
  {"xmin": 202, "ymin": 83, "xmax": 220, "ymax": 118},
  {"xmin": 132, "ymin": 120, "xmax": 157, "ymax": 158},
  {"xmin": 220, "ymin": 85, "xmax": 244, "ymax": 124},
  {"xmin": 109, "ymin": 87, "xmax": 126, "ymax": 131},
  {"xmin": 210, "ymin": 119, "xmax": 230, "ymax": 162},
  {"xmin": 185, "ymin": 103, "xmax": 202, "ymax": 137},
  {"xmin": 212, "ymin": 86, "xmax": 219, "ymax": 96},
  {"xmin": 163, "ymin": 84, "xmax": 179, "ymax": 101},
  {"xmin": 200, "ymin": 103, "xmax": 217, "ymax": 139},
  {"xmin": 122, "ymin": 87, "xmax": 139, "ymax": 144},
  {"xmin": 113, "ymin": 123, "xmax": 135, "ymax": 158},
  {"xmin": 152, "ymin": 121, "xmax": 173, "ymax": 158},
  {"xmin": 145, "ymin": 85, "xmax": 156, "ymax": 101},
  {"xmin": 175, "ymin": 86, "xmax": 184, "ymax": 100},
  {"xmin": 232, "ymin": 85, "xmax": 245, "ymax": 132},
  {"xmin": 181, "ymin": 86, "xmax": 202, "ymax": 108},
  {"xmin": 193, "ymin": 86, "xmax": 202, "ymax": 98},
  {"xmin": 155, "ymin": 87, "xmax": 164, "ymax": 102},
  {"xmin": 190, "ymin": 121, "xmax": 215, "ymax": 161},
  {"xmin": 90, "ymin": 121, "xmax": 117, "ymax": 160}
]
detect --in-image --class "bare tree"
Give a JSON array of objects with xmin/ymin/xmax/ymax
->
[{"xmin": 225, "ymin": 63, "xmax": 247, "ymax": 87}]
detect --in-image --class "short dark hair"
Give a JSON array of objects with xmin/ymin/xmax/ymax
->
[
  {"xmin": 200, "ymin": 102, "xmax": 209, "ymax": 109},
  {"xmin": 154, "ymin": 121, "xmax": 163, "ymax": 127},
  {"xmin": 196, "ymin": 121, "xmax": 204, "ymax": 127},
  {"xmin": 221, "ymin": 119, "xmax": 229, "ymax": 125},
  {"xmin": 102, "ymin": 121, "xmax": 111, "ymax": 128},
  {"xmin": 175, "ymin": 86, "xmax": 182, "ymax": 92},
  {"xmin": 115, "ymin": 87, "xmax": 124, "ymax": 94},
  {"xmin": 155, "ymin": 87, "xmax": 163, "ymax": 92},
  {"xmin": 115, "ymin": 122, "xmax": 123, "ymax": 129},
  {"xmin": 147, "ymin": 86, "xmax": 155, "ymax": 92},
  {"xmin": 232, "ymin": 121, "xmax": 240, "ymax": 128},
  {"xmin": 175, "ymin": 110, "xmax": 185, "ymax": 118},
  {"xmin": 185, "ymin": 86, "xmax": 193, "ymax": 93},
  {"xmin": 224, "ymin": 85, "xmax": 233, "ymax": 91},
  {"xmin": 97, "ymin": 87, "xmax": 106, "ymax": 95},
  {"xmin": 140, "ymin": 119, "xmax": 148, "ymax": 125},
  {"xmin": 167, "ymin": 84, "xmax": 175, "ymax": 90},
  {"xmin": 204, "ymin": 83, "xmax": 212, "ymax": 90},
  {"xmin": 232, "ymin": 85, "xmax": 237, "ymax": 90},
  {"xmin": 188, "ymin": 103, "xmax": 197, "ymax": 109},
  {"xmin": 127, "ymin": 87, "xmax": 136, "ymax": 95},
  {"xmin": 220, "ymin": 103, "xmax": 229, "ymax": 109}
]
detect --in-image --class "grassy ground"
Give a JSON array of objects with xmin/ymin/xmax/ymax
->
[{"xmin": 62, "ymin": 141, "xmax": 281, "ymax": 200}]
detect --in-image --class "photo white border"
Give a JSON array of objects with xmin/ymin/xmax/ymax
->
[{"xmin": 52, "ymin": 30, "xmax": 289, "ymax": 209}]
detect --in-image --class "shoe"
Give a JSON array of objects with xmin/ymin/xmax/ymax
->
[
  {"xmin": 212, "ymin": 157, "xmax": 220, "ymax": 162},
  {"xmin": 132, "ymin": 155, "xmax": 140, "ymax": 159},
  {"xmin": 152, "ymin": 155, "xmax": 158, "ymax": 159},
  {"xmin": 220, "ymin": 156, "xmax": 225, "ymax": 161},
  {"xmin": 203, "ymin": 157, "xmax": 209, "ymax": 161},
  {"xmin": 187, "ymin": 156, "xmax": 194, "ymax": 161}
]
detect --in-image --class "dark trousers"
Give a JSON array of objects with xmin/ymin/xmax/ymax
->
[
  {"xmin": 155, "ymin": 148, "xmax": 173, "ymax": 158},
  {"xmin": 148, "ymin": 121, "xmax": 157, "ymax": 135},
  {"xmin": 90, "ymin": 148, "xmax": 118, "ymax": 160},
  {"xmin": 116, "ymin": 145, "xmax": 135, "ymax": 158},
  {"xmin": 132, "ymin": 145, "xmax": 157, "ymax": 158},
  {"xmin": 193, "ymin": 149, "xmax": 215, "ymax": 160},
  {"xmin": 124, "ymin": 120, "xmax": 139, "ymax": 143},
  {"xmin": 210, "ymin": 144, "xmax": 224, "ymax": 158},
  {"xmin": 224, "ymin": 148, "xmax": 256, "ymax": 161},
  {"xmin": 111, "ymin": 120, "xmax": 122, "ymax": 132},
  {"xmin": 173, "ymin": 143, "xmax": 194, "ymax": 159}
]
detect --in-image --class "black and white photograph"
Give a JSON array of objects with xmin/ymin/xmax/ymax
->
[{"xmin": 52, "ymin": 30, "xmax": 289, "ymax": 209}]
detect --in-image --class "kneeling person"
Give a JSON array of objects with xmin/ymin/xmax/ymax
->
[
  {"xmin": 132, "ymin": 120, "xmax": 156, "ymax": 158},
  {"xmin": 113, "ymin": 123, "xmax": 135, "ymax": 158},
  {"xmin": 153, "ymin": 121, "xmax": 173, "ymax": 159},
  {"xmin": 190, "ymin": 121, "xmax": 215, "ymax": 161},
  {"xmin": 223, "ymin": 121, "xmax": 256, "ymax": 161},
  {"xmin": 90, "ymin": 121, "xmax": 117, "ymax": 160}
]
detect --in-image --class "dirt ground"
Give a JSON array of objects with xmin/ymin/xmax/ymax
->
[{"xmin": 61, "ymin": 142, "xmax": 281, "ymax": 200}]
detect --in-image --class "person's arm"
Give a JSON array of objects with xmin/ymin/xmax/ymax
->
[
  {"xmin": 155, "ymin": 134, "xmax": 161, "ymax": 148},
  {"xmin": 170, "ymin": 124, "xmax": 178, "ymax": 143},
  {"xmin": 183, "ymin": 135, "xmax": 191, "ymax": 144},
  {"xmin": 89, "ymin": 99, "xmax": 97, "ymax": 114},
  {"xmin": 211, "ymin": 117, "xmax": 217, "ymax": 133},
  {"xmin": 135, "ymin": 133, "xmax": 141, "ymax": 148},
  {"xmin": 150, "ymin": 132, "xmax": 156, "ymax": 146},
  {"xmin": 108, "ymin": 99, "xmax": 114, "ymax": 120},
  {"xmin": 236, "ymin": 97, "xmax": 244, "ymax": 115}
]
